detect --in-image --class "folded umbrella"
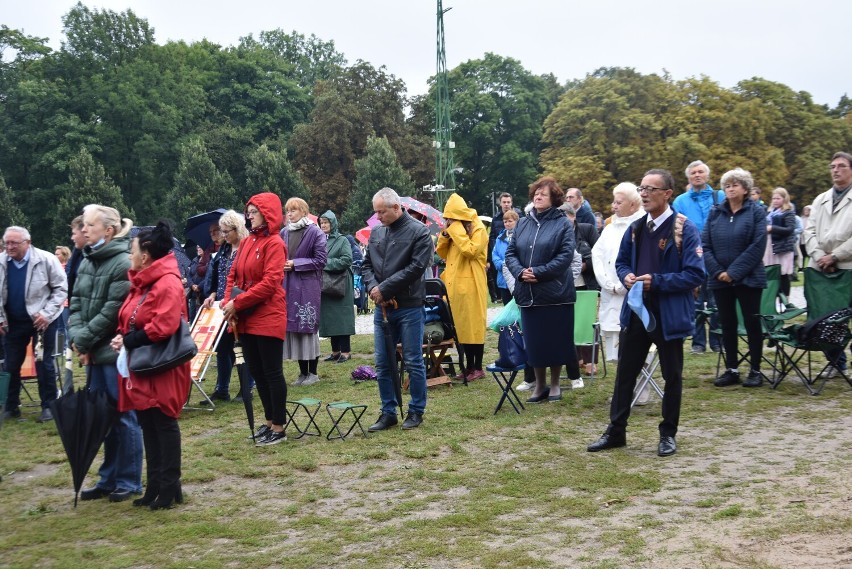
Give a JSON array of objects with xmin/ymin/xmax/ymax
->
[
  {"xmin": 380, "ymin": 300, "xmax": 404, "ymax": 418},
  {"xmin": 230, "ymin": 322, "xmax": 255, "ymax": 441},
  {"xmin": 49, "ymin": 379, "xmax": 119, "ymax": 507}
]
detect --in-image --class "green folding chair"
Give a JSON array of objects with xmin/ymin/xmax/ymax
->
[
  {"xmin": 574, "ymin": 290, "xmax": 605, "ymax": 383},
  {"xmin": 770, "ymin": 268, "xmax": 852, "ymax": 394}
]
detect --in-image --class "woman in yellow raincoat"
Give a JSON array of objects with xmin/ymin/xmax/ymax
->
[{"xmin": 436, "ymin": 193, "xmax": 488, "ymax": 380}]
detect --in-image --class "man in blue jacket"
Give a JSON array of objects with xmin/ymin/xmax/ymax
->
[
  {"xmin": 587, "ymin": 169, "xmax": 705, "ymax": 457},
  {"xmin": 672, "ymin": 160, "xmax": 724, "ymax": 354}
]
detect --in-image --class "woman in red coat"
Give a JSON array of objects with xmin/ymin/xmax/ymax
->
[
  {"xmin": 223, "ymin": 192, "xmax": 288, "ymax": 446},
  {"xmin": 111, "ymin": 222, "xmax": 191, "ymax": 510}
]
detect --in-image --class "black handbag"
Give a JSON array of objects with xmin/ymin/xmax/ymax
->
[
  {"xmin": 495, "ymin": 323, "xmax": 526, "ymax": 368},
  {"xmin": 128, "ymin": 289, "xmax": 198, "ymax": 376},
  {"xmin": 230, "ymin": 286, "xmax": 257, "ymax": 316},
  {"xmin": 322, "ymin": 270, "xmax": 348, "ymax": 298}
]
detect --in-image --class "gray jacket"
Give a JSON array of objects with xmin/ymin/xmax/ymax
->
[{"xmin": 0, "ymin": 246, "xmax": 68, "ymax": 324}]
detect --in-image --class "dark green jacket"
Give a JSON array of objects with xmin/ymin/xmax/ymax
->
[
  {"xmin": 318, "ymin": 210, "xmax": 355, "ymax": 337},
  {"xmin": 68, "ymin": 235, "xmax": 131, "ymax": 364}
]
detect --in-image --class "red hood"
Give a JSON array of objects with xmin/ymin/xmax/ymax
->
[
  {"xmin": 247, "ymin": 192, "xmax": 283, "ymax": 233},
  {"xmin": 128, "ymin": 253, "xmax": 181, "ymax": 290}
]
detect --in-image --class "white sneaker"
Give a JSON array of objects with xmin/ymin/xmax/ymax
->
[
  {"xmin": 301, "ymin": 373, "xmax": 320, "ymax": 386},
  {"xmin": 571, "ymin": 378, "xmax": 585, "ymax": 390},
  {"xmin": 293, "ymin": 374, "xmax": 307, "ymax": 386},
  {"xmin": 515, "ymin": 381, "xmax": 534, "ymax": 391}
]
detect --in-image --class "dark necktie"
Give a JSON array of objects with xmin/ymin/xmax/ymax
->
[{"xmin": 648, "ymin": 220, "xmax": 656, "ymax": 232}]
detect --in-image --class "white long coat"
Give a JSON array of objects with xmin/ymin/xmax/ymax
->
[{"xmin": 591, "ymin": 209, "xmax": 645, "ymax": 332}]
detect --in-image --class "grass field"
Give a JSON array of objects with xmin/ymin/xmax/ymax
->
[{"xmin": 1, "ymin": 322, "xmax": 850, "ymax": 569}]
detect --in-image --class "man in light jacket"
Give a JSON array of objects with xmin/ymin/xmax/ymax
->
[{"xmin": 0, "ymin": 226, "xmax": 68, "ymax": 422}]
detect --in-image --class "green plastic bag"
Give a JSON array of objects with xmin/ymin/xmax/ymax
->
[{"xmin": 489, "ymin": 298, "xmax": 521, "ymax": 331}]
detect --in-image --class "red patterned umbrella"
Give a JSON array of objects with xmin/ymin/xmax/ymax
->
[
  {"xmin": 355, "ymin": 226, "xmax": 371, "ymax": 245},
  {"xmin": 400, "ymin": 197, "xmax": 444, "ymax": 227}
]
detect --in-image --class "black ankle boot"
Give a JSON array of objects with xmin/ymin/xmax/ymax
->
[
  {"xmin": 132, "ymin": 486, "xmax": 159, "ymax": 507},
  {"xmin": 149, "ymin": 483, "xmax": 183, "ymax": 510}
]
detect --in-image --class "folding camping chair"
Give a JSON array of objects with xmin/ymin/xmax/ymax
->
[
  {"xmin": 185, "ymin": 303, "xmax": 227, "ymax": 410},
  {"xmin": 399, "ymin": 278, "xmax": 464, "ymax": 388},
  {"xmin": 631, "ymin": 345, "xmax": 664, "ymax": 408},
  {"xmin": 574, "ymin": 290, "xmax": 606, "ymax": 383},
  {"xmin": 770, "ymin": 268, "xmax": 852, "ymax": 395},
  {"xmin": 712, "ymin": 265, "xmax": 804, "ymax": 381}
]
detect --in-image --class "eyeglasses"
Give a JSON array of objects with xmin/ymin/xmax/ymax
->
[
  {"xmin": 246, "ymin": 208, "xmax": 260, "ymax": 216},
  {"xmin": 3, "ymin": 240, "xmax": 26, "ymax": 247},
  {"xmin": 637, "ymin": 185, "xmax": 668, "ymax": 195}
]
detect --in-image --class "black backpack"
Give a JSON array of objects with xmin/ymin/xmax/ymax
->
[{"xmin": 795, "ymin": 308, "xmax": 852, "ymax": 345}]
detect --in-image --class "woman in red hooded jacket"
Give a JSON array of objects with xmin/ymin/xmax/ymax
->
[
  {"xmin": 223, "ymin": 192, "xmax": 288, "ymax": 446},
  {"xmin": 111, "ymin": 222, "xmax": 191, "ymax": 510}
]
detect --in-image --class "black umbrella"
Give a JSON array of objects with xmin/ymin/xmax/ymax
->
[
  {"xmin": 62, "ymin": 346, "xmax": 75, "ymax": 395},
  {"xmin": 380, "ymin": 301, "xmax": 404, "ymax": 418},
  {"xmin": 49, "ymin": 386, "xmax": 118, "ymax": 507},
  {"xmin": 185, "ymin": 209, "xmax": 229, "ymax": 250},
  {"xmin": 231, "ymin": 325, "xmax": 255, "ymax": 440}
]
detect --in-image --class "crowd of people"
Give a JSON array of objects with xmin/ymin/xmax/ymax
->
[{"xmin": 3, "ymin": 151, "xmax": 851, "ymax": 509}]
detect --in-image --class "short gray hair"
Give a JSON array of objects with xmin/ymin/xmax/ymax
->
[
  {"xmin": 558, "ymin": 203, "xmax": 576, "ymax": 216},
  {"xmin": 372, "ymin": 187, "xmax": 400, "ymax": 207},
  {"xmin": 720, "ymin": 168, "xmax": 754, "ymax": 192},
  {"xmin": 4, "ymin": 226, "xmax": 31, "ymax": 241},
  {"xmin": 612, "ymin": 182, "xmax": 640, "ymax": 207},
  {"xmin": 685, "ymin": 160, "xmax": 710, "ymax": 178}
]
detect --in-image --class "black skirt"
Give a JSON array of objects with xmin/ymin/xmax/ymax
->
[{"xmin": 520, "ymin": 304, "xmax": 576, "ymax": 367}]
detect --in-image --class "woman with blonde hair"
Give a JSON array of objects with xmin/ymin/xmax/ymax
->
[
  {"xmin": 591, "ymin": 182, "xmax": 644, "ymax": 360},
  {"xmin": 202, "ymin": 209, "xmax": 251, "ymax": 401},
  {"xmin": 280, "ymin": 197, "xmax": 327, "ymax": 386},
  {"xmin": 764, "ymin": 187, "xmax": 797, "ymax": 298},
  {"xmin": 69, "ymin": 204, "xmax": 143, "ymax": 502}
]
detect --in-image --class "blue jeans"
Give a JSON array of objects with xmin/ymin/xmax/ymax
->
[
  {"xmin": 693, "ymin": 282, "xmax": 722, "ymax": 350},
  {"xmin": 3, "ymin": 317, "xmax": 59, "ymax": 411},
  {"xmin": 373, "ymin": 306, "xmax": 427, "ymax": 416},
  {"xmin": 88, "ymin": 364, "xmax": 143, "ymax": 493}
]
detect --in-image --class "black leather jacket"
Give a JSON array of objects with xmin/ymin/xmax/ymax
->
[{"xmin": 362, "ymin": 212, "xmax": 433, "ymax": 308}]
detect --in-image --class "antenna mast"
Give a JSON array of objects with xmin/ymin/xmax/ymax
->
[{"xmin": 434, "ymin": 0, "xmax": 455, "ymax": 210}]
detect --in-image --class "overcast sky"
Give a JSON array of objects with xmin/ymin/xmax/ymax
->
[{"xmin": 3, "ymin": 0, "xmax": 848, "ymax": 107}]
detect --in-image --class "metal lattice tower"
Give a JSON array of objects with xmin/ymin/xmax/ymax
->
[{"xmin": 434, "ymin": 0, "xmax": 455, "ymax": 210}]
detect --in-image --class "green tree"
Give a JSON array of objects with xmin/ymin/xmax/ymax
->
[
  {"xmin": 0, "ymin": 171, "xmax": 27, "ymax": 230},
  {"xmin": 340, "ymin": 135, "xmax": 413, "ymax": 233},
  {"xmin": 240, "ymin": 29, "xmax": 346, "ymax": 90},
  {"xmin": 167, "ymin": 137, "xmax": 238, "ymax": 236},
  {"xmin": 244, "ymin": 143, "xmax": 309, "ymax": 204},
  {"xmin": 52, "ymin": 148, "xmax": 133, "ymax": 244}
]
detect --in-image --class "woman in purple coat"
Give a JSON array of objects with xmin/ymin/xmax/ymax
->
[{"xmin": 280, "ymin": 198, "xmax": 327, "ymax": 386}]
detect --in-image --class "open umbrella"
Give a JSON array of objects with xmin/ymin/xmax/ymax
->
[
  {"xmin": 366, "ymin": 213, "xmax": 381, "ymax": 227},
  {"xmin": 184, "ymin": 209, "xmax": 229, "ymax": 250},
  {"xmin": 400, "ymin": 197, "xmax": 444, "ymax": 227},
  {"xmin": 355, "ymin": 227, "xmax": 371, "ymax": 245},
  {"xmin": 380, "ymin": 301, "xmax": 404, "ymax": 418},
  {"xmin": 230, "ymin": 323, "xmax": 255, "ymax": 441},
  {"xmin": 49, "ymin": 384, "xmax": 119, "ymax": 507}
]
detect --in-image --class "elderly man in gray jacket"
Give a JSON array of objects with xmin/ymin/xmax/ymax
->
[{"xmin": 0, "ymin": 226, "xmax": 68, "ymax": 422}]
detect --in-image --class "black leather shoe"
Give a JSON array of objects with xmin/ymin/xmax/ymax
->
[
  {"xmin": 742, "ymin": 371, "xmax": 763, "ymax": 388},
  {"xmin": 401, "ymin": 412, "xmax": 423, "ymax": 430},
  {"xmin": 658, "ymin": 436, "xmax": 677, "ymax": 457},
  {"xmin": 587, "ymin": 430, "xmax": 626, "ymax": 452},
  {"xmin": 526, "ymin": 388, "xmax": 550, "ymax": 403},
  {"xmin": 37, "ymin": 408, "xmax": 54, "ymax": 423},
  {"xmin": 367, "ymin": 413, "xmax": 398, "ymax": 432},
  {"xmin": 210, "ymin": 391, "xmax": 230, "ymax": 402},
  {"xmin": 108, "ymin": 489, "xmax": 138, "ymax": 503},
  {"xmin": 3, "ymin": 408, "xmax": 21, "ymax": 420},
  {"xmin": 336, "ymin": 354, "xmax": 352, "ymax": 364},
  {"xmin": 133, "ymin": 486, "xmax": 159, "ymax": 507},
  {"xmin": 324, "ymin": 353, "xmax": 341, "ymax": 362},
  {"xmin": 150, "ymin": 483, "xmax": 183, "ymax": 510},
  {"xmin": 714, "ymin": 370, "xmax": 741, "ymax": 387},
  {"xmin": 80, "ymin": 486, "xmax": 113, "ymax": 501}
]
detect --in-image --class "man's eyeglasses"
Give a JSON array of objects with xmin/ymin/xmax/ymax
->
[
  {"xmin": 3, "ymin": 240, "xmax": 26, "ymax": 247},
  {"xmin": 637, "ymin": 185, "xmax": 668, "ymax": 195}
]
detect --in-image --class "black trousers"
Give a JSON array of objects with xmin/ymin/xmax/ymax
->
[
  {"xmin": 609, "ymin": 311, "xmax": 683, "ymax": 438},
  {"xmin": 713, "ymin": 285, "xmax": 764, "ymax": 371},
  {"xmin": 241, "ymin": 333, "xmax": 287, "ymax": 426},
  {"xmin": 137, "ymin": 407, "xmax": 181, "ymax": 492},
  {"xmin": 330, "ymin": 335, "xmax": 351, "ymax": 353}
]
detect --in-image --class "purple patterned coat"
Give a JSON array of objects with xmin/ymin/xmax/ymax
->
[{"xmin": 280, "ymin": 223, "xmax": 327, "ymax": 334}]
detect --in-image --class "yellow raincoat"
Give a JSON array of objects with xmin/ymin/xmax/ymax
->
[{"xmin": 436, "ymin": 193, "xmax": 488, "ymax": 344}]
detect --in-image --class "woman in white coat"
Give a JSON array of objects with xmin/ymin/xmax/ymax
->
[{"xmin": 591, "ymin": 182, "xmax": 644, "ymax": 361}]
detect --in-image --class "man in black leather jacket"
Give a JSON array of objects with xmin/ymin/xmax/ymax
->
[{"xmin": 362, "ymin": 187, "xmax": 433, "ymax": 431}]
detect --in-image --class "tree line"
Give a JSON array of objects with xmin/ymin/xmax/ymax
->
[{"xmin": 1, "ymin": 3, "xmax": 850, "ymax": 247}]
